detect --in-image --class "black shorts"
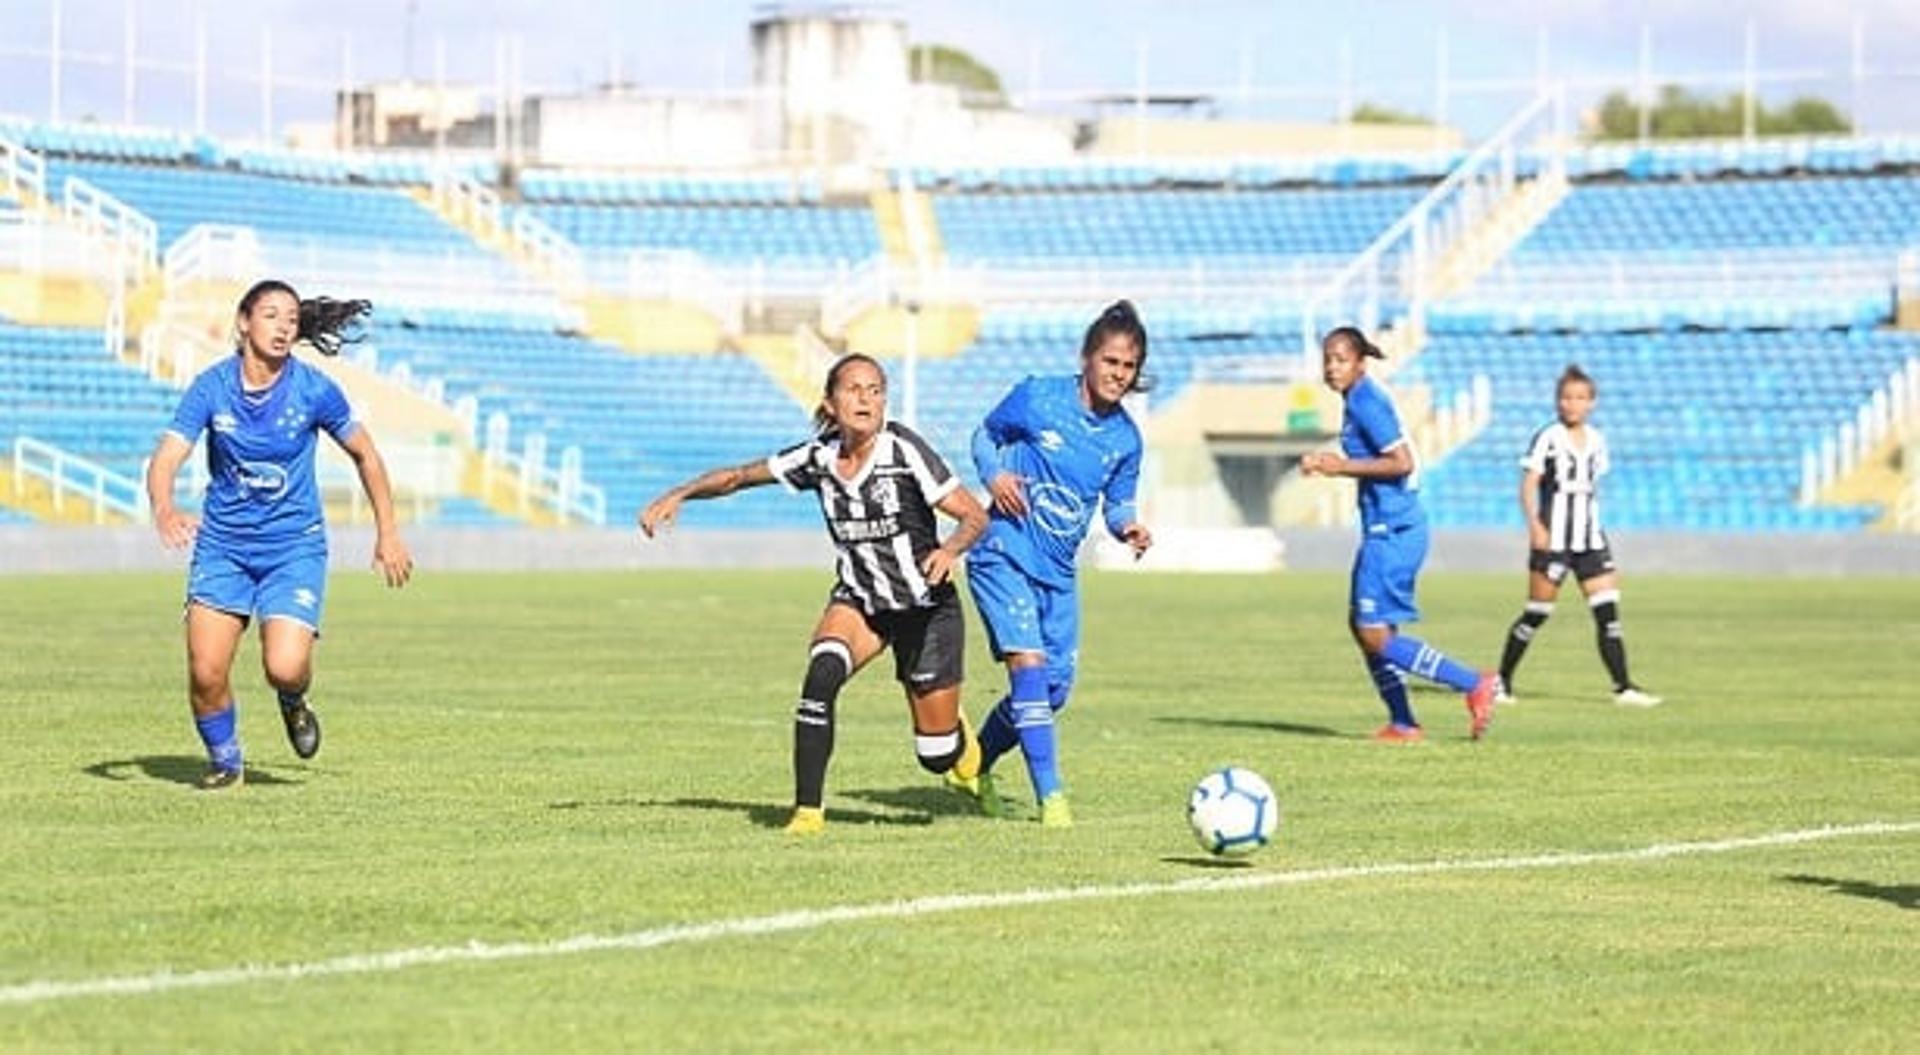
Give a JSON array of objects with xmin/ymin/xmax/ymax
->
[
  {"xmin": 832, "ymin": 587, "xmax": 965, "ymax": 691},
  {"xmin": 1529, "ymin": 547, "xmax": 1616, "ymax": 585}
]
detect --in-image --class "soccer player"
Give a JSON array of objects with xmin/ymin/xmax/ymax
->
[
  {"xmin": 960, "ymin": 300, "xmax": 1155, "ymax": 827},
  {"xmin": 1495, "ymin": 365, "xmax": 1661, "ymax": 707},
  {"xmin": 145, "ymin": 280, "xmax": 413, "ymax": 791},
  {"xmin": 1301, "ymin": 326, "xmax": 1496, "ymax": 743},
  {"xmin": 638, "ymin": 354, "xmax": 989, "ymax": 834}
]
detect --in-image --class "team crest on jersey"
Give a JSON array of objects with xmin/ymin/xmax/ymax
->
[
  {"xmin": 1038, "ymin": 429, "xmax": 1065, "ymax": 452},
  {"xmin": 868, "ymin": 475, "xmax": 899, "ymax": 512}
]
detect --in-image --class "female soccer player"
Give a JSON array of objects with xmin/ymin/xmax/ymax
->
[
  {"xmin": 1301, "ymin": 326, "xmax": 1496, "ymax": 743},
  {"xmin": 961, "ymin": 300, "xmax": 1155, "ymax": 826},
  {"xmin": 146, "ymin": 280, "xmax": 413, "ymax": 790},
  {"xmin": 638, "ymin": 354, "xmax": 989, "ymax": 834},
  {"xmin": 1495, "ymin": 365, "xmax": 1661, "ymax": 707}
]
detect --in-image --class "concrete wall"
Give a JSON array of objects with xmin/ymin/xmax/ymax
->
[{"xmin": 5, "ymin": 526, "xmax": 1919, "ymax": 577}]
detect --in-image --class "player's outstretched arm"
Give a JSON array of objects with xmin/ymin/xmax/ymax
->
[
  {"xmin": 639, "ymin": 460, "xmax": 774, "ymax": 538},
  {"xmin": 145, "ymin": 432, "xmax": 199, "ymax": 549},
  {"xmin": 338, "ymin": 426, "xmax": 413, "ymax": 588},
  {"xmin": 1519, "ymin": 469, "xmax": 1549, "ymax": 550}
]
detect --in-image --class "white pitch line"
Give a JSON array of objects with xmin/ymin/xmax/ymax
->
[{"xmin": 3, "ymin": 820, "xmax": 1914, "ymax": 1008}]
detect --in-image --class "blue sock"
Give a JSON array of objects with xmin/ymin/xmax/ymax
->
[
  {"xmin": 1366, "ymin": 654, "xmax": 1417, "ymax": 727},
  {"xmin": 1009, "ymin": 666, "xmax": 1062, "ymax": 802},
  {"xmin": 194, "ymin": 702, "xmax": 243, "ymax": 773},
  {"xmin": 1381, "ymin": 634, "xmax": 1482, "ymax": 693},
  {"xmin": 977, "ymin": 694, "xmax": 1019, "ymax": 773}
]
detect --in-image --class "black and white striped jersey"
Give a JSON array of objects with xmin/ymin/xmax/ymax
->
[
  {"xmin": 1521, "ymin": 421, "xmax": 1610, "ymax": 553},
  {"xmin": 767, "ymin": 420, "xmax": 961, "ymax": 613}
]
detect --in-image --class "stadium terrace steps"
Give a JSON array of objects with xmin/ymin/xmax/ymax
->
[{"xmin": 1426, "ymin": 165, "xmax": 1571, "ymax": 301}]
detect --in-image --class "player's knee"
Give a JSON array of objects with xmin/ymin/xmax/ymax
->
[
  {"xmin": 261, "ymin": 655, "xmax": 309, "ymax": 694},
  {"xmin": 1511, "ymin": 601, "xmax": 1554, "ymax": 641},
  {"xmin": 188, "ymin": 655, "xmax": 231, "ymax": 700},
  {"xmin": 798, "ymin": 639, "xmax": 852, "ymax": 723},
  {"xmin": 914, "ymin": 725, "xmax": 964, "ymax": 773},
  {"xmin": 1587, "ymin": 591, "xmax": 1621, "ymax": 635}
]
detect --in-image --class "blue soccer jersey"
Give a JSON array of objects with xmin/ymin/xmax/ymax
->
[
  {"xmin": 971, "ymin": 374, "xmax": 1143, "ymax": 588},
  {"xmin": 1340, "ymin": 374, "xmax": 1423, "ymax": 532},
  {"xmin": 166, "ymin": 355, "xmax": 358, "ymax": 553}
]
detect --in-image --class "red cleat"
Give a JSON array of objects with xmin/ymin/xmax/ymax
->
[
  {"xmin": 1371, "ymin": 723, "xmax": 1426, "ymax": 744},
  {"xmin": 1466, "ymin": 672, "xmax": 1498, "ymax": 740}
]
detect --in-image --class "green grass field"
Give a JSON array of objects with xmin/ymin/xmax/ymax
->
[{"xmin": 2, "ymin": 569, "xmax": 1916, "ymax": 1052}]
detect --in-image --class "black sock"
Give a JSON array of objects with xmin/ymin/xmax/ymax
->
[
  {"xmin": 1498, "ymin": 603, "xmax": 1553, "ymax": 688},
  {"xmin": 1590, "ymin": 595, "xmax": 1632, "ymax": 692},
  {"xmin": 276, "ymin": 688, "xmax": 306, "ymax": 712},
  {"xmin": 793, "ymin": 641, "xmax": 851, "ymax": 809}
]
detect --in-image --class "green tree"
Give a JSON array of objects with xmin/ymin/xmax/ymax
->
[
  {"xmin": 1590, "ymin": 84, "xmax": 1851, "ymax": 140},
  {"xmin": 1349, "ymin": 102, "xmax": 1432, "ymax": 126},
  {"xmin": 909, "ymin": 44, "xmax": 1005, "ymax": 107}
]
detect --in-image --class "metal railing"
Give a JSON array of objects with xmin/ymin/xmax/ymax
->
[
  {"xmin": 0, "ymin": 128, "xmax": 47, "ymax": 202},
  {"xmin": 12, "ymin": 436, "xmax": 146, "ymax": 524},
  {"xmin": 1800, "ymin": 357, "xmax": 1920, "ymax": 504},
  {"xmin": 479, "ymin": 413, "xmax": 607, "ymax": 526},
  {"xmin": 163, "ymin": 224, "xmax": 262, "ymax": 288},
  {"xmin": 1300, "ymin": 90, "xmax": 1567, "ymax": 362},
  {"xmin": 62, "ymin": 175, "xmax": 158, "ymax": 271},
  {"xmin": 624, "ymin": 249, "xmax": 744, "ymax": 333}
]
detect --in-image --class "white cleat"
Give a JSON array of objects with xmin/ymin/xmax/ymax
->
[
  {"xmin": 1493, "ymin": 677, "xmax": 1517, "ymax": 706},
  {"xmin": 1614, "ymin": 687, "xmax": 1664, "ymax": 707}
]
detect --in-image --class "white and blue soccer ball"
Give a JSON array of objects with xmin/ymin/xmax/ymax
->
[{"xmin": 1187, "ymin": 766, "xmax": 1279, "ymax": 856}]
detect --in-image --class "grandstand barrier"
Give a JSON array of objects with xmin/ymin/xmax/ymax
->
[
  {"xmin": 0, "ymin": 130, "xmax": 47, "ymax": 203},
  {"xmin": 164, "ymin": 224, "xmax": 262, "ymax": 288},
  {"xmin": 11, "ymin": 437, "xmax": 145, "ymax": 525},
  {"xmin": 62, "ymin": 176, "xmax": 158, "ymax": 273},
  {"xmin": 1300, "ymin": 90, "xmax": 1566, "ymax": 364},
  {"xmin": 477, "ymin": 413, "xmax": 607, "ymax": 526},
  {"xmin": 1802, "ymin": 357, "xmax": 1920, "ymax": 506}
]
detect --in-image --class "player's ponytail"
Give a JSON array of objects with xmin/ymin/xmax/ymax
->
[
  {"xmin": 298, "ymin": 297, "xmax": 373, "ymax": 356},
  {"xmin": 1081, "ymin": 299, "xmax": 1152, "ymax": 393},
  {"xmin": 235, "ymin": 279, "xmax": 371, "ymax": 357}
]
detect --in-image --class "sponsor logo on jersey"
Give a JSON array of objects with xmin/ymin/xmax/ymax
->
[
  {"xmin": 1037, "ymin": 429, "xmax": 1065, "ymax": 452},
  {"xmin": 233, "ymin": 461, "xmax": 289, "ymax": 501},
  {"xmin": 1027, "ymin": 482, "xmax": 1087, "ymax": 538},
  {"xmin": 212, "ymin": 413, "xmax": 238, "ymax": 434}
]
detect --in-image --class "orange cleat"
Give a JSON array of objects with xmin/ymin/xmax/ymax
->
[
  {"xmin": 1371, "ymin": 723, "xmax": 1426, "ymax": 744},
  {"xmin": 1466, "ymin": 672, "xmax": 1498, "ymax": 740}
]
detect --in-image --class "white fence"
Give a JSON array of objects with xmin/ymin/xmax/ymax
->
[
  {"xmin": 480, "ymin": 413, "xmax": 606, "ymax": 526},
  {"xmin": 1800, "ymin": 357, "xmax": 1920, "ymax": 505},
  {"xmin": 11, "ymin": 436, "xmax": 145, "ymax": 524}
]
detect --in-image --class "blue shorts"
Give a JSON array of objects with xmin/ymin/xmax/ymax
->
[
  {"xmin": 965, "ymin": 546, "xmax": 1079, "ymax": 688},
  {"xmin": 1350, "ymin": 521, "xmax": 1427, "ymax": 628},
  {"xmin": 187, "ymin": 542, "xmax": 329, "ymax": 634}
]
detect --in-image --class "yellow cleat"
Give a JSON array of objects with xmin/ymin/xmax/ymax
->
[
  {"xmin": 1038, "ymin": 792, "xmax": 1073, "ymax": 829},
  {"xmin": 951, "ymin": 708, "xmax": 983, "ymax": 785},
  {"xmin": 784, "ymin": 806, "xmax": 826, "ymax": 835}
]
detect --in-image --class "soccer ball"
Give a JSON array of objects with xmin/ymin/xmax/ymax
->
[{"xmin": 1187, "ymin": 766, "xmax": 1279, "ymax": 856}]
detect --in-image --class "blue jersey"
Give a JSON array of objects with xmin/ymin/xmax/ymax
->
[
  {"xmin": 166, "ymin": 355, "xmax": 358, "ymax": 553},
  {"xmin": 971, "ymin": 374, "xmax": 1143, "ymax": 588},
  {"xmin": 1340, "ymin": 374, "xmax": 1423, "ymax": 532}
]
